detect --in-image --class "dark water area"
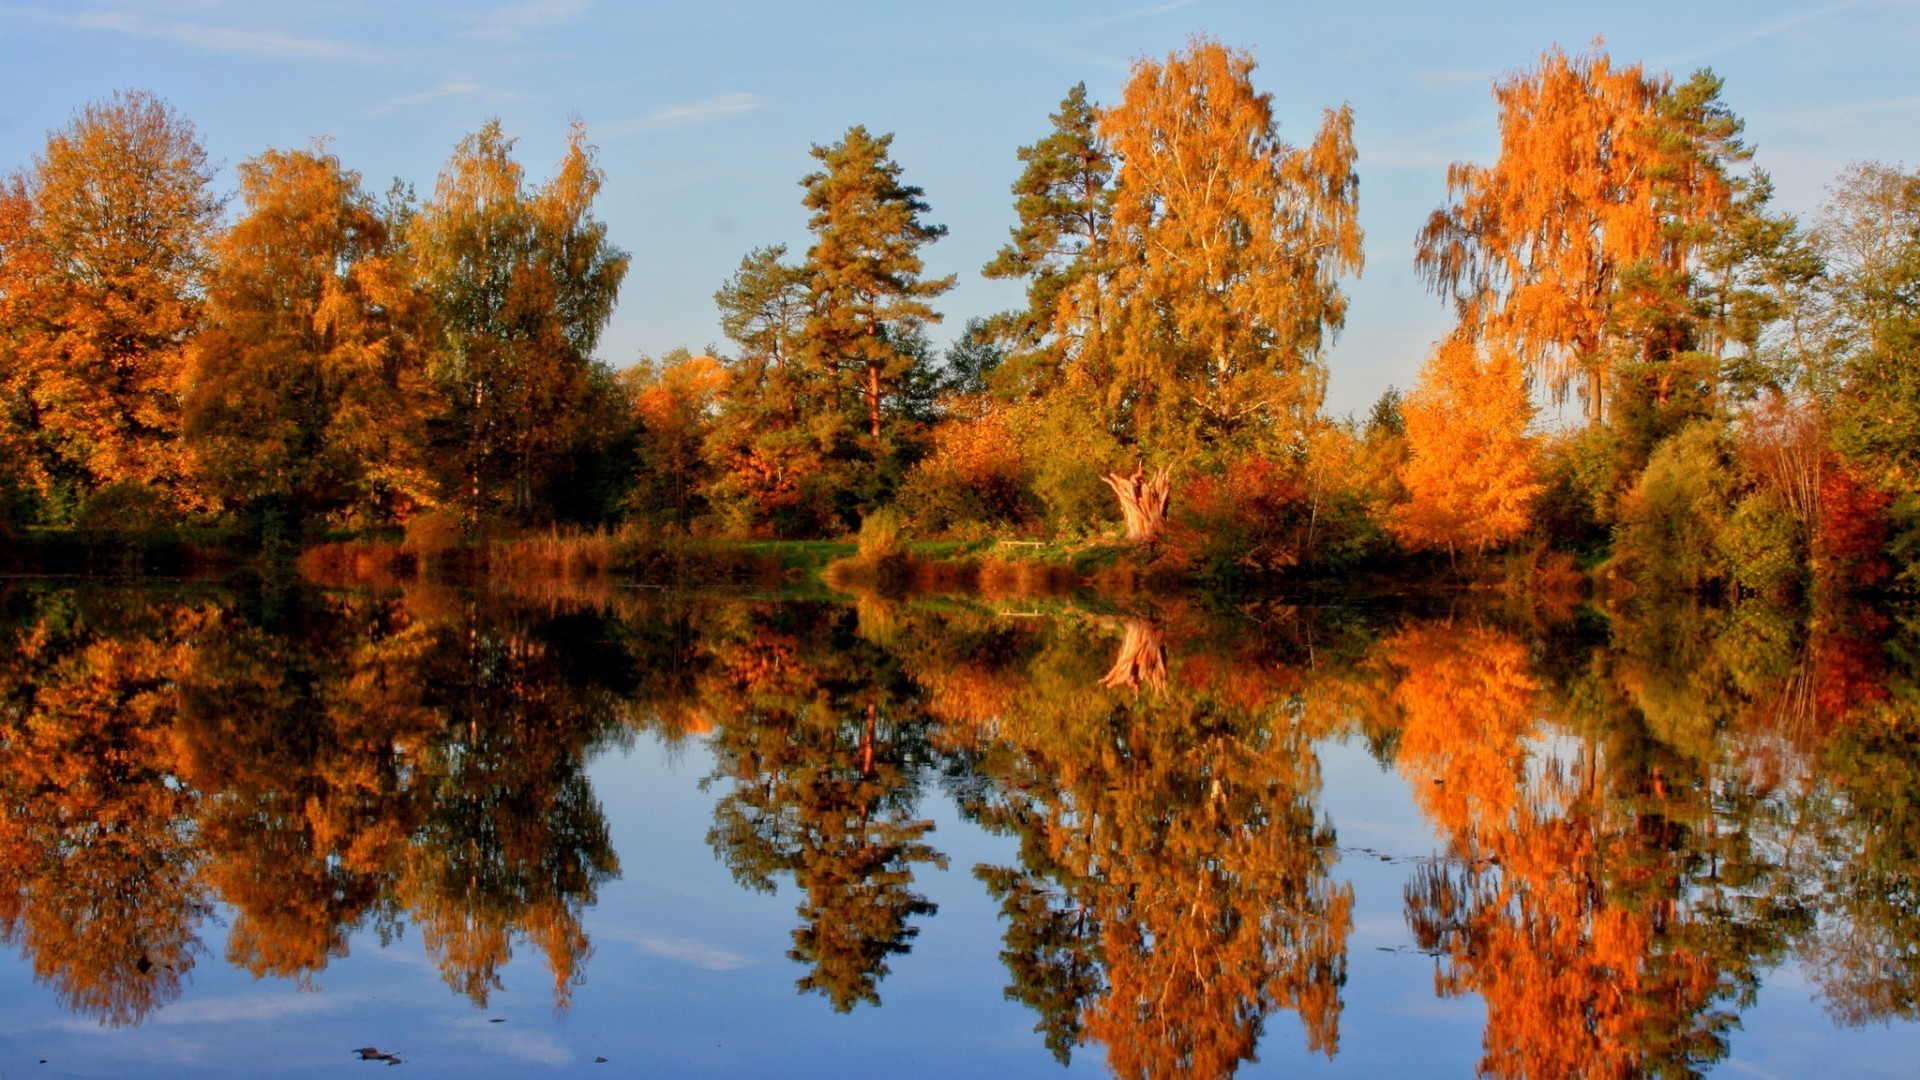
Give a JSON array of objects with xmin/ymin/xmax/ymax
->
[{"xmin": 0, "ymin": 579, "xmax": 1916, "ymax": 1077}]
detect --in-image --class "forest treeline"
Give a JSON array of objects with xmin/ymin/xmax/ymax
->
[{"xmin": 2, "ymin": 38, "xmax": 1916, "ymax": 596}]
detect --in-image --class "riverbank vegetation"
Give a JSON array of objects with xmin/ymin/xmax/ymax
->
[{"xmin": 2, "ymin": 40, "xmax": 1916, "ymax": 606}]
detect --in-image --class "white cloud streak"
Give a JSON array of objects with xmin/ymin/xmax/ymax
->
[
  {"xmin": 4, "ymin": 4, "xmax": 364, "ymax": 60},
  {"xmin": 1092, "ymin": 0, "xmax": 1204, "ymax": 28},
  {"xmin": 372, "ymin": 79, "xmax": 488, "ymax": 115},
  {"xmin": 455, "ymin": 0, "xmax": 589, "ymax": 41},
  {"xmin": 603, "ymin": 929, "xmax": 752, "ymax": 971},
  {"xmin": 602, "ymin": 92, "xmax": 763, "ymax": 136}
]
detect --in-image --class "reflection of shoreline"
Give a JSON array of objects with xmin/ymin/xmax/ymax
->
[{"xmin": 0, "ymin": 583, "xmax": 1914, "ymax": 1076}]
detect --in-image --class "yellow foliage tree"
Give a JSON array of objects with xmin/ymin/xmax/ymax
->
[
  {"xmin": 185, "ymin": 143, "xmax": 437, "ymax": 533},
  {"xmin": 1095, "ymin": 38, "xmax": 1363, "ymax": 459},
  {"xmin": 1391, "ymin": 338, "xmax": 1540, "ymax": 556}
]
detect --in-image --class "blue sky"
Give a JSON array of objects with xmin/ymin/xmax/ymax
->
[{"xmin": 2, "ymin": 0, "xmax": 1916, "ymax": 416}]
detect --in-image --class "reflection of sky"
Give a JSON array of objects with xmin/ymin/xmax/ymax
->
[{"xmin": 3, "ymin": 724, "xmax": 1918, "ymax": 1076}]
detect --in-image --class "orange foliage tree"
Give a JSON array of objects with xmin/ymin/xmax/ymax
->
[
  {"xmin": 1391, "ymin": 338, "xmax": 1541, "ymax": 556},
  {"xmin": 0, "ymin": 90, "xmax": 220, "ymax": 517},
  {"xmin": 1417, "ymin": 45, "xmax": 1747, "ymax": 421},
  {"xmin": 185, "ymin": 143, "xmax": 438, "ymax": 534}
]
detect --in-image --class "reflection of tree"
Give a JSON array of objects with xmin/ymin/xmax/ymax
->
[
  {"xmin": 927, "ymin": 609, "xmax": 1351, "ymax": 1077},
  {"xmin": 0, "ymin": 594, "xmax": 210, "ymax": 1025},
  {"xmin": 0, "ymin": 584, "xmax": 629, "ymax": 1022},
  {"xmin": 703, "ymin": 605, "xmax": 947, "ymax": 1011},
  {"xmin": 1385, "ymin": 620, "xmax": 1800, "ymax": 1079},
  {"xmin": 1797, "ymin": 699, "xmax": 1920, "ymax": 1025},
  {"xmin": 397, "ymin": 597, "xmax": 623, "ymax": 1008},
  {"xmin": 1099, "ymin": 618, "xmax": 1167, "ymax": 692}
]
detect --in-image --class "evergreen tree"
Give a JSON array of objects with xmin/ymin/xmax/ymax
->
[{"xmin": 799, "ymin": 126, "xmax": 954, "ymax": 487}]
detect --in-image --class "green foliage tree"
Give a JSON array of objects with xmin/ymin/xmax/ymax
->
[
  {"xmin": 981, "ymin": 83, "xmax": 1114, "ymax": 394},
  {"xmin": 410, "ymin": 120, "xmax": 628, "ymax": 527},
  {"xmin": 1820, "ymin": 163, "xmax": 1920, "ymax": 494},
  {"xmin": 705, "ymin": 244, "xmax": 839, "ymax": 535},
  {"xmin": 799, "ymin": 126, "xmax": 954, "ymax": 472}
]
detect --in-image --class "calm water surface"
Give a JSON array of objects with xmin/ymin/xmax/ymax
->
[{"xmin": 0, "ymin": 581, "xmax": 1915, "ymax": 1077}]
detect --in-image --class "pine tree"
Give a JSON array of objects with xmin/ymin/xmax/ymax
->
[
  {"xmin": 798, "ymin": 126, "xmax": 954, "ymax": 467},
  {"xmin": 981, "ymin": 83, "xmax": 1114, "ymax": 394}
]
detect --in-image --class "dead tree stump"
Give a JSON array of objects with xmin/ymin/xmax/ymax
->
[{"xmin": 1102, "ymin": 466, "xmax": 1172, "ymax": 545}]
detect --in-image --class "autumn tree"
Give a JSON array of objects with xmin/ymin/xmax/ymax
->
[
  {"xmin": 704, "ymin": 244, "xmax": 837, "ymax": 534},
  {"xmin": 625, "ymin": 349, "xmax": 727, "ymax": 529},
  {"xmin": 1391, "ymin": 338, "xmax": 1541, "ymax": 557},
  {"xmin": 0, "ymin": 90, "xmax": 220, "ymax": 519},
  {"xmin": 1818, "ymin": 162, "xmax": 1920, "ymax": 495},
  {"xmin": 184, "ymin": 143, "xmax": 437, "ymax": 539},
  {"xmin": 1097, "ymin": 38, "xmax": 1362, "ymax": 461},
  {"xmin": 1417, "ymin": 46, "xmax": 1748, "ymax": 423},
  {"xmin": 410, "ymin": 120, "xmax": 628, "ymax": 527},
  {"xmin": 798, "ymin": 126, "xmax": 954, "ymax": 509}
]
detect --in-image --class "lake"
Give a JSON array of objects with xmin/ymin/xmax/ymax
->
[{"xmin": 1, "ymin": 580, "xmax": 1915, "ymax": 1077}]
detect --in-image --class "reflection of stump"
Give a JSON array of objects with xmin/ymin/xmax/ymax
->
[
  {"xmin": 1102, "ymin": 467, "xmax": 1172, "ymax": 545},
  {"xmin": 1100, "ymin": 619, "xmax": 1167, "ymax": 693}
]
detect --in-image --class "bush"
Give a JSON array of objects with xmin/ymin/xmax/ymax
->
[
  {"xmin": 856, "ymin": 506, "xmax": 907, "ymax": 561},
  {"xmin": 1610, "ymin": 421, "xmax": 1734, "ymax": 594},
  {"xmin": 1719, "ymin": 489, "xmax": 1803, "ymax": 599}
]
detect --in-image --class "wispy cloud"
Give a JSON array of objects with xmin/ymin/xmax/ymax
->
[
  {"xmin": 1363, "ymin": 113, "xmax": 1496, "ymax": 171},
  {"xmin": 4, "ymin": 4, "xmax": 364, "ymax": 60},
  {"xmin": 455, "ymin": 0, "xmax": 589, "ymax": 41},
  {"xmin": 602, "ymin": 92, "xmax": 763, "ymax": 136},
  {"xmin": 1661, "ymin": 0, "xmax": 1862, "ymax": 65},
  {"xmin": 1092, "ymin": 0, "xmax": 1204, "ymax": 28},
  {"xmin": 373, "ymin": 79, "xmax": 489, "ymax": 115},
  {"xmin": 1778, "ymin": 94, "xmax": 1920, "ymax": 134}
]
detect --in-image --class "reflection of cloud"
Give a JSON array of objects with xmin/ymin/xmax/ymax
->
[
  {"xmin": 1092, "ymin": 0, "xmax": 1204, "ymax": 27},
  {"xmin": 456, "ymin": 0, "xmax": 590, "ymax": 40},
  {"xmin": 467, "ymin": 1027, "xmax": 574, "ymax": 1064},
  {"xmin": 152, "ymin": 992, "xmax": 352, "ymax": 1026},
  {"xmin": 603, "ymin": 929, "xmax": 752, "ymax": 971},
  {"xmin": 374, "ymin": 79, "xmax": 489, "ymax": 114},
  {"xmin": 4, "ymin": 4, "xmax": 363, "ymax": 60},
  {"xmin": 602, "ymin": 93, "xmax": 763, "ymax": 136}
]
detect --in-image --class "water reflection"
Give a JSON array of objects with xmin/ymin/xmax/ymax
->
[{"xmin": 0, "ymin": 581, "xmax": 1915, "ymax": 1077}]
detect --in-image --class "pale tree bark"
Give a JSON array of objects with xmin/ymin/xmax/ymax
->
[{"xmin": 1102, "ymin": 466, "xmax": 1172, "ymax": 544}]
